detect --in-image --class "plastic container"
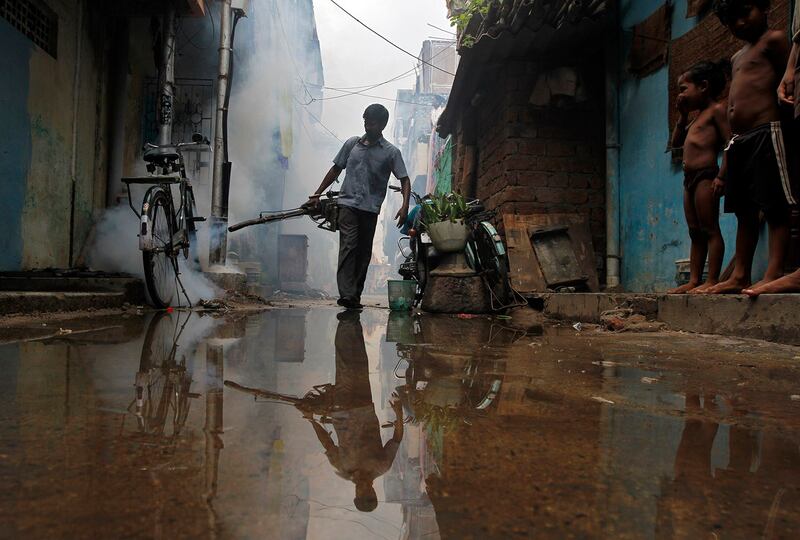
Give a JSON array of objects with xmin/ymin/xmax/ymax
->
[
  {"xmin": 388, "ymin": 279, "xmax": 416, "ymax": 311},
  {"xmin": 674, "ymin": 258, "xmax": 708, "ymax": 286}
]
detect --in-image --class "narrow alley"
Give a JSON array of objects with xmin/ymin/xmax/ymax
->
[{"xmin": 3, "ymin": 0, "xmax": 800, "ymax": 537}]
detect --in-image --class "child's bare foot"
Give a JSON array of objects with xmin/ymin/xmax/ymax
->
[
  {"xmin": 704, "ymin": 277, "xmax": 750, "ymax": 294},
  {"xmin": 687, "ymin": 282, "xmax": 716, "ymax": 294},
  {"xmin": 667, "ymin": 282, "xmax": 699, "ymax": 294},
  {"xmin": 743, "ymin": 271, "xmax": 800, "ymax": 297}
]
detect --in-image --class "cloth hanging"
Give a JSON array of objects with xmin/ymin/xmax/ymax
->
[
  {"xmin": 628, "ymin": 3, "xmax": 672, "ymax": 78},
  {"xmin": 529, "ymin": 67, "xmax": 587, "ymax": 107},
  {"xmin": 686, "ymin": 0, "xmax": 712, "ymax": 18}
]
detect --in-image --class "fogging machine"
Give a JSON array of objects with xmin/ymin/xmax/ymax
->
[{"xmin": 228, "ymin": 190, "xmax": 340, "ymax": 233}]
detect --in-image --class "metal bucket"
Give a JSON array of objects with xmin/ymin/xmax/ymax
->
[{"xmin": 388, "ymin": 280, "xmax": 416, "ymax": 311}]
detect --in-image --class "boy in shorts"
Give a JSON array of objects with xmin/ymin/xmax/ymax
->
[
  {"xmin": 744, "ymin": 0, "xmax": 800, "ymax": 295},
  {"xmin": 705, "ymin": 0, "xmax": 793, "ymax": 294},
  {"xmin": 668, "ymin": 61, "xmax": 731, "ymax": 294}
]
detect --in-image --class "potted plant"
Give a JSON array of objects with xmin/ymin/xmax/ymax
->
[{"xmin": 420, "ymin": 192, "xmax": 470, "ymax": 253}]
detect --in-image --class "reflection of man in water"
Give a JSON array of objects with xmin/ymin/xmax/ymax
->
[{"xmin": 303, "ymin": 311, "xmax": 404, "ymax": 512}]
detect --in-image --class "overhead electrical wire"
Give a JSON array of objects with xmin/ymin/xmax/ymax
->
[
  {"xmin": 326, "ymin": 0, "xmax": 456, "ymax": 77},
  {"xmin": 311, "ymin": 44, "xmax": 452, "ymax": 102},
  {"xmin": 426, "ymin": 23, "xmax": 456, "ymax": 35}
]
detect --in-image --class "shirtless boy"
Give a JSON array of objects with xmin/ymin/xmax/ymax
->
[
  {"xmin": 744, "ymin": 0, "xmax": 800, "ymax": 296},
  {"xmin": 668, "ymin": 61, "xmax": 731, "ymax": 294},
  {"xmin": 705, "ymin": 0, "xmax": 793, "ymax": 294}
]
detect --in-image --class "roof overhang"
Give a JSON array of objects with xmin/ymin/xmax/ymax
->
[{"xmin": 437, "ymin": 0, "xmax": 608, "ymax": 137}]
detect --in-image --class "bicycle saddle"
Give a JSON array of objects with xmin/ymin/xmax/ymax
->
[{"xmin": 143, "ymin": 145, "xmax": 180, "ymax": 163}]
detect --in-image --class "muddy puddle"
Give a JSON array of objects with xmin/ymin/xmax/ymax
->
[{"xmin": 1, "ymin": 306, "xmax": 800, "ymax": 538}]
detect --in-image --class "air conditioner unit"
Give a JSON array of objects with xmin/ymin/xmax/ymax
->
[{"xmin": 232, "ymin": 0, "xmax": 250, "ymax": 16}]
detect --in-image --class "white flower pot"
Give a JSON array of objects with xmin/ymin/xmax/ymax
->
[{"xmin": 427, "ymin": 220, "xmax": 469, "ymax": 253}]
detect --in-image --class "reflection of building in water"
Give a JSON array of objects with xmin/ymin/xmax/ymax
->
[{"xmin": 256, "ymin": 310, "xmax": 308, "ymax": 364}]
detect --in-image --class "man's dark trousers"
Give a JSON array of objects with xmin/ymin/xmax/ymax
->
[{"xmin": 337, "ymin": 206, "xmax": 378, "ymax": 303}]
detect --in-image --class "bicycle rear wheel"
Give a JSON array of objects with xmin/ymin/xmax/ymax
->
[
  {"xmin": 471, "ymin": 221, "xmax": 510, "ymax": 306},
  {"xmin": 143, "ymin": 189, "xmax": 179, "ymax": 308}
]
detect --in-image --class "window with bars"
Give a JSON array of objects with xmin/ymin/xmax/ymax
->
[{"xmin": 0, "ymin": 0, "xmax": 58, "ymax": 58}]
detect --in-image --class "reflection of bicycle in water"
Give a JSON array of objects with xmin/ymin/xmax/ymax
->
[
  {"xmin": 125, "ymin": 311, "xmax": 200, "ymax": 443},
  {"xmin": 394, "ymin": 343, "xmax": 503, "ymax": 424}
]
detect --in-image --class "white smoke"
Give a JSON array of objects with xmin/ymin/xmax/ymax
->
[{"xmin": 85, "ymin": 202, "xmax": 220, "ymax": 305}]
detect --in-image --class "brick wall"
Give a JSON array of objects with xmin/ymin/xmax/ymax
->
[{"xmin": 451, "ymin": 59, "xmax": 607, "ymax": 276}]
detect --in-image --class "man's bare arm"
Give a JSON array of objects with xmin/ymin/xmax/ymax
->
[
  {"xmin": 712, "ymin": 102, "xmax": 732, "ymax": 197},
  {"xmin": 394, "ymin": 176, "xmax": 411, "ymax": 228},
  {"xmin": 670, "ymin": 96, "xmax": 690, "ymax": 150},
  {"xmin": 779, "ymin": 42, "xmax": 799, "ymax": 106},
  {"xmin": 309, "ymin": 418, "xmax": 338, "ymax": 454},
  {"xmin": 765, "ymin": 30, "xmax": 790, "ymax": 77},
  {"xmin": 310, "ymin": 165, "xmax": 343, "ymax": 199}
]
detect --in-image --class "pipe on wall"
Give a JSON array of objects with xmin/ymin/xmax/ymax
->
[
  {"xmin": 68, "ymin": 0, "xmax": 85, "ymax": 268},
  {"xmin": 604, "ymin": 0, "xmax": 621, "ymax": 288}
]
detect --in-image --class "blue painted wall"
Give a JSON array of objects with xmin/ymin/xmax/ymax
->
[
  {"xmin": 618, "ymin": 0, "xmax": 768, "ymax": 291},
  {"xmin": 0, "ymin": 19, "xmax": 32, "ymax": 271}
]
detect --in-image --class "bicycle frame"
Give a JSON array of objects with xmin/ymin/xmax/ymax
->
[{"xmin": 122, "ymin": 142, "xmax": 207, "ymax": 254}]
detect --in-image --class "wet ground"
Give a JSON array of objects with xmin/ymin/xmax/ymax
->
[{"xmin": 1, "ymin": 303, "xmax": 800, "ymax": 539}]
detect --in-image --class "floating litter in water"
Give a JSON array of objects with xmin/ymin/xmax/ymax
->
[
  {"xmin": 591, "ymin": 396, "xmax": 615, "ymax": 405},
  {"xmin": 57, "ymin": 328, "xmax": 72, "ymax": 336},
  {"xmin": 592, "ymin": 360, "xmax": 617, "ymax": 367},
  {"xmin": 573, "ymin": 322, "xmax": 582, "ymax": 331},
  {"xmin": 791, "ymin": 395, "xmax": 800, "ymax": 401},
  {"xmin": 641, "ymin": 377, "xmax": 659, "ymax": 384}
]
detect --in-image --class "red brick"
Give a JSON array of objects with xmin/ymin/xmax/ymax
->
[
  {"xmin": 517, "ymin": 139, "xmax": 546, "ymax": 156},
  {"xmin": 546, "ymin": 141, "xmax": 576, "ymax": 157},
  {"xmin": 568, "ymin": 174, "xmax": 592, "ymax": 188},
  {"xmin": 514, "ymin": 171, "xmax": 551, "ymax": 188}
]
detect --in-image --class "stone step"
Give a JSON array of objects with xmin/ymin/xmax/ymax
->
[{"xmin": 0, "ymin": 291, "xmax": 130, "ymax": 315}]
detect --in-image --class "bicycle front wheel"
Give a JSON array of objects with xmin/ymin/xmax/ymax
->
[{"xmin": 143, "ymin": 189, "xmax": 179, "ymax": 308}]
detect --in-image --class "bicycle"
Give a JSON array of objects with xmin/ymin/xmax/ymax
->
[{"xmin": 122, "ymin": 134, "xmax": 210, "ymax": 308}]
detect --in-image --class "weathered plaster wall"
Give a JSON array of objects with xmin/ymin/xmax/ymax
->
[
  {"xmin": 20, "ymin": 0, "xmax": 80, "ymax": 268},
  {"xmin": 1, "ymin": 0, "xmax": 110, "ymax": 271},
  {"xmin": 0, "ymin": 19, "xmax": 32, "ymax": 270},
  {"xmin": 618, "ymin": 0, "xmax": 774, "ymax": 291}
]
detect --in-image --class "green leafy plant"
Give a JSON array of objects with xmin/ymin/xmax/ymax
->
[
  {"xmin": 420, "ymin": 192, "xmax": 469, "ymax": 227},
  {"xmin": 448, "ymin": 0, "xmax": 493, "ymax": 48}
]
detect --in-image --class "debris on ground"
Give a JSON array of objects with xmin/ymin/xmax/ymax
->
[
  {"xmin": 791, "ymin": 395, "xmax": 800, "ymax": 401},
  {"xmin": 573, "ymin": 322, "xmax": 583, "ymax": 331},
  {"xmin": 600, "ymin": 308, "xmax": 666, "ymax": 333},
  {"xmin": 56, "ymin": 328, "xmax": 73, "ymax": 336},
  {"xmin": 592, "ymin": 360, "xmax": 618, "ymax": 367},
  {"xmin": 198, "ymin": 299, "xmax": 233, "ymax": 312},
  {"xmin": 591, "ymin": 396, "xmax": 615, "ymax": 405}
]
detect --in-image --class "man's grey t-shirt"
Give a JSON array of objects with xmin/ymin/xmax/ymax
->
[{"xmin": 333, "ymin": 136, "xmax": 408, "ymax": 214}]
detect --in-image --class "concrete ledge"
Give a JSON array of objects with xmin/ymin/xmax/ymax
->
[
  {"xmin": 0, "ymin": 292, "xmax": 129, "ymax": 315},
  {"xmin": 533, "ymin": 291, "xmax": 800, "ymax": 346},
  {"xmin": 658, "ymin": 294, "xmax": 800, "ymax": 346},
  {"xmin": 536, "ymin": 293, "xmax": 659, "ymax": 323}
]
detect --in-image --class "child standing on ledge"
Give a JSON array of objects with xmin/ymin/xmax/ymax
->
[
  {"xmin": 705, "ymin": 0, "xmax": 793, "ymax": 294},
  {"xmin": 668, "ymin": 61, "xmax": 731, "ymax": 294}
]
